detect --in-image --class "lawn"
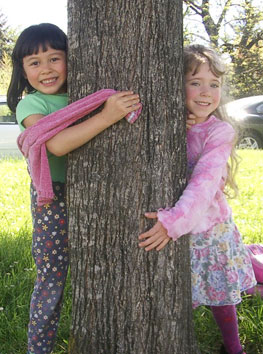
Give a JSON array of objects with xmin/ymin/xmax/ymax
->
[{"xmin": 0, "ymin": 151, "xmax": 262, "ymax": 353}]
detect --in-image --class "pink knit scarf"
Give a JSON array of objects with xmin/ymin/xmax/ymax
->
[{"xmin": 17, "ymin": 89, "xmax": 142, "ymax": 205}]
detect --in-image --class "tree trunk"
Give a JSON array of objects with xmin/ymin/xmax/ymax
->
[{"xmin": 67, "ymin": 1, "xmax": 200, "ymax": 353}]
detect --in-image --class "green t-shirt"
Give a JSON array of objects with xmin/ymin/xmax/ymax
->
[{"xmin": 16, "ymin": 91, "xmax": 68, "ymax": 183}]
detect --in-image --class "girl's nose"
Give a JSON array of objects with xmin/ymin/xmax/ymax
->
[
  {"xmin": 200, "ymin": 86, "xmax": 211, "ymax": 96},
  {"xmin": 41, "ymin": 62, "xmax": 52, "ymax": 73}
]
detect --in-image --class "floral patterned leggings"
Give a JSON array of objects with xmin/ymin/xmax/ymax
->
[{"xmin": 27, "ymin": 183, "xmax": 69, "ymax": 354}]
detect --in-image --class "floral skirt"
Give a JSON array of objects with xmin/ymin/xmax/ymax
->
[{"xmin": 190, "ymin": 217, "xmax": 257, "ymax": 308}]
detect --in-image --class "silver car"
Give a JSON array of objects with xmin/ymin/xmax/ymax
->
[
  {"xmin": 225, "ymin": 95, "xmax": 263, "ymax": 149},
  {"xmin": 0, "ymin": 95, "xmax": 21, "ymax": 157}
]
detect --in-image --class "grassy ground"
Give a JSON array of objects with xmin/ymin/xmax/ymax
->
[
  {"xmin": 194, "ymin": 150, "xmax": 263, "ymax": 354},
  {"xmin": 0, "ymin": 151, "xmax": 262, "ymax": 353},
  {"xmin": 0, "ymin": 158, "xmax": 70, "ymax": 354}
]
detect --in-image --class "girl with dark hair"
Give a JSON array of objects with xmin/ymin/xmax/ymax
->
[
  {"xmin": 8, "ymin": 23, "xmax": 68, "ymax": 112},
  {"xmin": 8, "ymin": 23, "xmax": 141, "ymax": 354}
]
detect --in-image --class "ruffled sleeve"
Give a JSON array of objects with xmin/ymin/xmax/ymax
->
[{"xmin": 157, "ymin": 120, "xmax": 235, "ymax": 240}]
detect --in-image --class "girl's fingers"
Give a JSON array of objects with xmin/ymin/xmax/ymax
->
[
  {"xmin": 110, "ymin": 92, "xmax": 139, "ymax": 105},
  {"xmin": 117, "ymin": 92, "xmax": 139, "ymax": 102},
  {"xmin": 114, "ymin": 91, "xmax": 134, "ymax": 97},
  {"xmin": 138, "ymin": 229, "xmax": 155, "ymax": 241},
  {"xmin": 187, "ymin": 119, "xmax": 195, "ymax": 125},
  {"xmin": 126, "ymin": 103, "xmax": 141, "ymax": 113},
  {"xmin": 138, "ymin": 221, "xmax": 160, "ymax": 240},
  {"xmin": 123, "ymin": 94, "xmax": 139, "ymax": 101},
  {"xmin": 144, "ymin": 212, "xmax": 158, "ymax": 219},
  {"xmin": 126, "ymin": 100, "xmax": 141, "ymax": 108},
  {"xmin": 138, "ymin": 214, "xmax": 170, "ymax": 251},
  {"xmin": 144, "ymin": 233, "xmax": 169, "ymax": 251},
  {"xmin": 139, "ymin": 220, "xmax": 162, "ymax": 241},
  {"xmin": 139, "ymin": 229, "xmax": 160, "ymax": 244},
  {"xmin": 117, "ymin": 94, "xmax": 141, "ymax": 112},
  {"xmin": 139, "ymin": 235, "xmax": 169, "ymax": 251},
  {"xmin": 139, "ymin": 234, "xmax": 159, "ymax": 249},
  {"xmin": 123, "ymin": 98, "xmax": 141, "ymax": 109},
  {"xmin": 139, "ymin": 229, "xmax": 166, "ymax": 245},
  {"xmin": 145, "ymin": 238, "xmax": 163, "ymax": 251},
  {"xmin": 156, "ymin": 238, "xmax": 170, "ymax": 251}
]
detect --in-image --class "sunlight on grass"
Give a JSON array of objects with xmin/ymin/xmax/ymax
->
[
  {"xmin": 0, "ymin": 152, "xmax": 262, "ymax": 353},
  {"xmin": 229, "ymin": 150, "xmax": 263, "ymax": 244},
  {"xmin": 0, "ymin": 158, "xmax": 70, "ymax": 354},
  {"xmin": 0, "ymin": 158, "xmax": 31, "ymax": 233}
]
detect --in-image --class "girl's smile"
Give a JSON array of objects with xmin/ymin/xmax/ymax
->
[
  {"xmin": 23, "ymin": 46, "xmax": 67, "ymax": 95},
  {"xmin": 185, "ymin": 61, "xmax": 221, "ymax": 124}
]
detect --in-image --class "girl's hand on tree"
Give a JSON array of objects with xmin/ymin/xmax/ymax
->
[
  {"xmin": 101, "ymin": 91, "xmax": 141, "ymax": 125},
  {"xmin": 186, "ymin": 112, "xmax": 196, "ymax": 129},
  {"xmin": 138, "ymin": 212, "xmax": 171, "ymax": 251}
]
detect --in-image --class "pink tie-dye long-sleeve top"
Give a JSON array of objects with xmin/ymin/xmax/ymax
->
[{"xmin": 157, "ymin": 115, "xmax": 236, "ymax": 240}]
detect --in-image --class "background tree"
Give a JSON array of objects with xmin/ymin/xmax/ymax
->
[
  {"xmin": 183, "ymin": 0, "xmax": 263, "ymax": 98},
  {"xmin": 0, "ymin": 10, "xmax": 17, "ymax": 94},
  {"xmin": 225, "ymin": 1, "xmax": 263, "ymax": 98},
  {"xmin": 67, "ymin": 1, "xmax": 200, "ymax": 353},
  {"xmin": 0, "ymin": 11, "xmax": 16, "ymax": 60},
  {"xmin": 0, "ymin": 51, "xmax": 12, "ymax": 94},
  {"xmin": 184, "ymin": 0, "xmax": 232, "ymax": 47}
]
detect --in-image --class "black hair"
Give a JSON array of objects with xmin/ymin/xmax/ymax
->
[{"xmin": 7, "ymin": 23, "xmax": 68, "ymax": 112}]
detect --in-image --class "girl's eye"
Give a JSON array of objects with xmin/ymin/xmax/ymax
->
[
  {"xmin": 191, "ymin": 82, "xmax": 199, "ymax": 86},
  {"xmin": 50, "ymin": 57, "xmax": 60, "ymax": 63},
  {"xmin": 30, "ymin": 61, "xmax": 39, "ymax": 66},
  {"xmin": 211, "ymin": 83, "xmax": 220, "ymax": 88}
]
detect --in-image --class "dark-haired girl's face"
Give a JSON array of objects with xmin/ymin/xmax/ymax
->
[{"xmin": 23, "ymin": 45, "xmax": 67, "ymax": 95}]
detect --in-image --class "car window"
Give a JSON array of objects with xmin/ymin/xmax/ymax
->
[
  {"xmin": 256, "ymin": 103, "xmax": 263, "ymax": 114},
  {"xmin": 0, "ymin": 102, "xmax": 16, "ymax": 124}
]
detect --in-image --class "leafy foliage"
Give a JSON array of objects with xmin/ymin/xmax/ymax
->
[
  {"xmin": 0, "ymin": 51, "xmax": 12, "ymax": 94},
  {"xmin": 0, "ymin": 11, "xmax": 16, "ymax": 61},
  {"xmin": 184, "ymin": 0, "xmax": 263, "ymax": 99},
  {"xmin": 0, "ymin": 10, "xmax": 17, "ymax": 94}
]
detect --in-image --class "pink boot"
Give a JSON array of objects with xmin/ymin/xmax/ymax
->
[
  {"xmin": 245, "ymin": 244, "xmax": 263, "ymax": 283},
  {"xmin": 245, "ymin": 284, "xmax": 263, "ymax": 297}
]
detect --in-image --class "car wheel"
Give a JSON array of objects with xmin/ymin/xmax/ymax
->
[{"xmin": 237, "ymin": 131, "xmax": 262, "ymax": 149}]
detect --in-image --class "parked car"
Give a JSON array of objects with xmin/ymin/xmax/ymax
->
[
  {"xmin": 0, "ymin": 95, "xmax": 21, "ymax": 157},
  {"xmin": 224, "ymin": 95, "xmax": 263, "ymax": 149}
]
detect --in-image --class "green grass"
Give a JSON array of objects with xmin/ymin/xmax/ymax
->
[
  {"xmin": 0, "ymin": 158, "xmax": 70, "ymax": 354},
  {"xmin": 0, "ymin": 152, "xmax": 262, "ymax": 353},
  {"xmin": 229, "ymin": 150, "xmax": 263, "ymax": 244}
]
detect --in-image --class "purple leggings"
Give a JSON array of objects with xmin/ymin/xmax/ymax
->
[
  {"xmin": 211, "ymin": 305, "xmax": 243, "ymax": 354},
  {"xmin": 27, "ymin": 182, "xmax": 69, "ymax": 354}
]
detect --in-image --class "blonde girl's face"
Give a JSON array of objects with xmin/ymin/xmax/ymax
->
[
  {"xmin": 185, "ymin": 61, "xmax": 222, "ymax": 124},
  {"xmin": 23, "ymin": 45, "xmax": 67, "ymax": 95}
]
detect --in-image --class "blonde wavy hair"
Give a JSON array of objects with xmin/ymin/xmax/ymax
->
[{"xmin": 184, "ymin": 44, "xmax": 239, "ymax": 198}]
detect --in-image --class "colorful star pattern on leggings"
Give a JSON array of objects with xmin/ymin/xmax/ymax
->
[{"xmin": 28, "ymin": 183, "xmax": 69, "ymax": 354}]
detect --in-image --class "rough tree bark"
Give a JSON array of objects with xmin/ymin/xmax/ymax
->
[{"xmin": 67, "ymin": 1, "xmax": 200, "ymax": 353}]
